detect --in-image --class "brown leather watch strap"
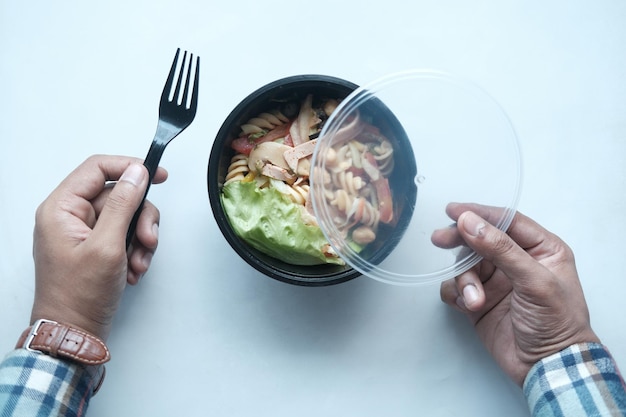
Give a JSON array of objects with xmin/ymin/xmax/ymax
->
[{"xmin": 16, "ymin": 319, "xmax": 111, "ymax": 366}]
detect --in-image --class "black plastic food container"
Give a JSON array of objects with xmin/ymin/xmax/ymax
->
[{"xmin": 208, "ymin": 74, "xmax": 416, "ymax": 286}]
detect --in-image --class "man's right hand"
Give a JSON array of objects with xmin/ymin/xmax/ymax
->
[{"xmin": 435, "ymin": 203, "xmax": 600, "ymax": 386}]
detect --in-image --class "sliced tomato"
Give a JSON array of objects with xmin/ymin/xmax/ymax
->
[{"xmin": 231, "ymin": 136, "xmax": 256, "ymax": 155}]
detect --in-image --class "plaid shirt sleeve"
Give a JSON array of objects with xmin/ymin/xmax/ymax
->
[
  {"xmin": 0, "ymin": 349, "xmax": 97, "ymax": 417},
  {"xmin": 524, "ymin": 343, "xmax": 626, "ymax": 417}
]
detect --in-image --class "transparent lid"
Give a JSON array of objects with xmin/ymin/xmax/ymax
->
[{"xmin": 310, "ymin": 70, "xmax": 522, "ymax": 285}]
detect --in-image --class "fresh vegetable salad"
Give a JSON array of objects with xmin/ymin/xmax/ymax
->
[{"xmin": 221, "ymin": 94, "xmax": 395, "ymax": 266}]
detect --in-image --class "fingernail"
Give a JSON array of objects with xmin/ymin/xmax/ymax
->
[
  {"xmin": 463, "ymin": 212, "xmax": 486, "ymax": 237},
  {"xmin": 152, "ymin": 223, "xmax": 159, "ymax": 241},
  {"xmin": 142, "ymin": 252, "xmax": 153, "ymax": 269},
  {"xmin": 463, "ymin": 284, "xmax": 479, "ymax": 307},
  {"xmin": 119, "ymin": 164, "xmax": 145, "ymax": 187}
]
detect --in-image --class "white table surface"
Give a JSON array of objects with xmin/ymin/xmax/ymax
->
[{"xmin": 1, "ymin": 1, "xmax": 625, "ymax": 416}]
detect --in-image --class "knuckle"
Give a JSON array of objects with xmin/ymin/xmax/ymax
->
[
  {"xmin": 34, "ymin": 201, "xmax": 47, "ymax": 224},
  {"xmin": 85, "ymin": 154, "xmax": 103, "ymax": 166},
  {"xmin": 488, "ymin": 231, "xmax": 515, "ymax": 256},
  {"xmin": 34, "ymin": 198, "xmax": 62, "ymax": 231},
  {"xmin": 559, "ymin": 239, "xmax": 575, "ymax": 262},
  {"xmin": 543, "ymin": 234, "xmax": 576, "ymax": 269}
]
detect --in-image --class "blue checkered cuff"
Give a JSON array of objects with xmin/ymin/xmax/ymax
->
[
  {"xmin": 523, "ymin": 343, "xmax": 626, "ymax": 417},
  {"xmin": 0, "ymin": 349, "xmax": 96, "ymax": 417}
]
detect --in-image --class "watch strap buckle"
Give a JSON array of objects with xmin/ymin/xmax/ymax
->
[{"xmin": 24, "ymin": 319, "xmax": 57, "ymax": 353}]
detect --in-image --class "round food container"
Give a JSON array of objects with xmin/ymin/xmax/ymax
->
[{"xmin": 208, "ymin": 74, "xmax": 416, "ymax": 286}]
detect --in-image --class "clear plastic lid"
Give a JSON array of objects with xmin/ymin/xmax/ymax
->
[{"xmin": 310, "ymin": 70, "xmax": 522, "ymax": 285}]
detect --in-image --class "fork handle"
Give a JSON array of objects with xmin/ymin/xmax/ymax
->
[{"xmin": 125, "ymin": 140, "xmax": 167, "ymax": 249}]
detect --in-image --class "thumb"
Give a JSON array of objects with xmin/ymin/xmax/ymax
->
[
  {"xmin": 457, "ymin": 211, "xmax": 545, "ymax": 290},
  {"xmin": 93, "ymin": 163, "xmax": 148, "ymax": 246}
]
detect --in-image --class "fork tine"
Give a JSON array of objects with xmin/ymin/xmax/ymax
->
[
  {"xmin": 161, "ymin": 48, "xmax": 180, "ymax": 103},
  {"xmin": 181, "ymin": 53, "xmax": 193, "ymax": 109},
  {"xmin": 173, "ymin": 50, "xmax": 188, "ymax": 104},
  {"xmin": 190, "ymin": 56, "xmax": 200, "ymax": 113}
]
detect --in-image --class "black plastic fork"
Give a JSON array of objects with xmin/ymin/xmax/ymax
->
[{"xmin": 126, "ymin": 48, "xmax": 200, "ymax": 248}]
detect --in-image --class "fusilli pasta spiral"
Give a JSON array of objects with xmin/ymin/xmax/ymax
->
[
  {"xmin": 240, "ymin": 110, "xmax": 289, "ymax": 136},
  {"xmin": 225, "ymin": 154, "xmax": 249, "ymax": 185}
]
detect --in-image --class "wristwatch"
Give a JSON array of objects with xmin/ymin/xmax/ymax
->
[{"xmin": 16, "ymin": 319, "xmax": 110, "ymax": 394}]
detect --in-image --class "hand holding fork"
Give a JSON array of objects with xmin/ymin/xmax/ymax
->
[{"xmin": 126, "ymin": 48, "xmax": 200, "ymax": 248}]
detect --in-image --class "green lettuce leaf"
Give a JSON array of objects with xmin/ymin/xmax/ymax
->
[{"xmin": 221, "ymin": 181, "xmax": 344, "ymax": 266}]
